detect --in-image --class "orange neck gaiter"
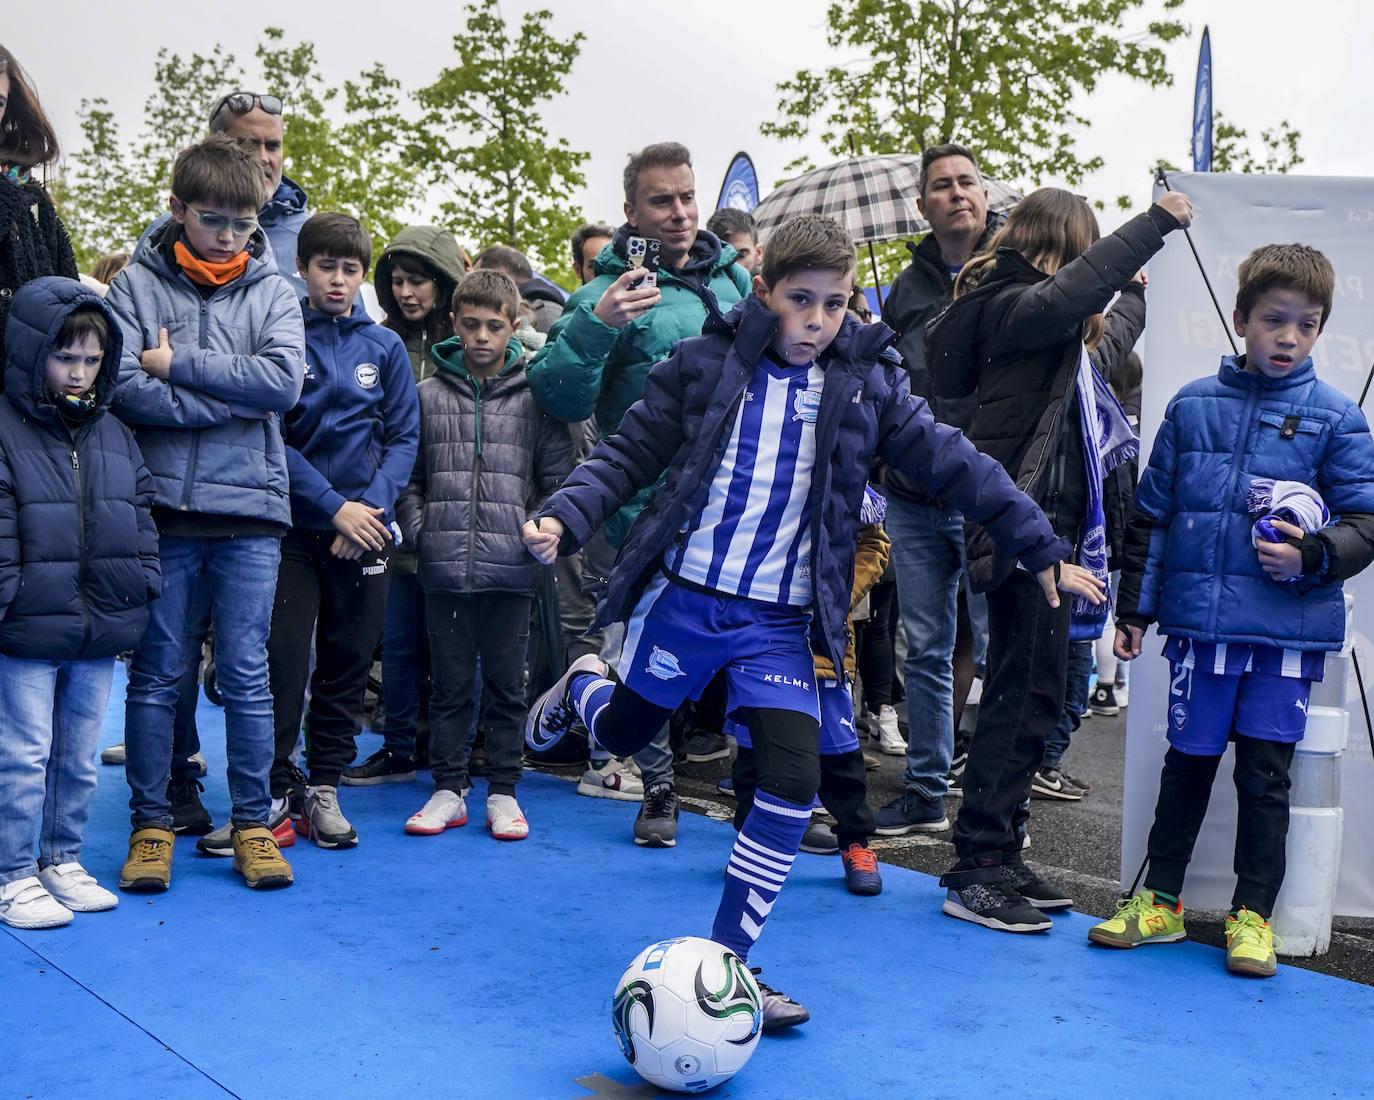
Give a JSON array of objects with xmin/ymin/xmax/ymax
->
[{"xmin": 174, "ymin": 240, "xmax": 250, "ymax": 287}]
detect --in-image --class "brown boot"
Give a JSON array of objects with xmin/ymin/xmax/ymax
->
[
  {"xmin": 119, "ymin": 826, "xmax": 175, "ymax": 892},
  {"xmin": 231, "ymin": 825, "xmax": 294, "ymax": 889}
]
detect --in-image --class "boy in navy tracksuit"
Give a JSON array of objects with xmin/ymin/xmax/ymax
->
[
  {"xmin": 523, "ymin": 215, "xmax": 1094, "ymax": 1025},
  {"xmin": 1094, "ymin": 244, "xmax": 1374, "ymax": 977},
  {"xmin": 265, "ymin": 213, "xmax": 419, "ymax": 849}
]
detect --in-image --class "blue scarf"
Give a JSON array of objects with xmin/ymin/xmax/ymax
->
[
  {"xmin": 1247, "ymin": 478, "xmax": 1329, "ymax": 582},
  {"xmin": 1071, "ymin": 345, "xmax": 1138, "ymax": 640}
]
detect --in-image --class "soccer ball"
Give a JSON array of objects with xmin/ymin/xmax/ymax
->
[{"xmin": 611, "ymin": 936, "xmax": 763, "ymax": 1094}]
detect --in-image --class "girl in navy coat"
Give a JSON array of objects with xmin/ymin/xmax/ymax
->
[{"xmin": 0, "ymin": 278, "xmax": 159, "ymax": 928}]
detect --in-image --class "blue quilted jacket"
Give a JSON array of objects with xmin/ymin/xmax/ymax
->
[
  {"xmin": 1126, "ymin": 355, "xmax": 1374, "ymax": 649},
  {"xmin": 538, "ymin": 295, "xmax": 1069, "ymax": 667}
]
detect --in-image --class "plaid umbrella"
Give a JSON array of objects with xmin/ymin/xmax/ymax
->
[{"xmin": 752, "ymin": 154, "xmax": 1022, "ymax": 246}]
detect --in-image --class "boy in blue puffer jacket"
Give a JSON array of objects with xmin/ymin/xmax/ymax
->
[
  {"xmin": 1095, "ymin": 244, "xmax": 1374, "ymax": 978},
  {"xmin": 522, "ymin": 215, "xmax": 1097, "ymax": 1026},
  {"xmin": 264, "ymin": 213, "xmax": 419, "ymax": 851},
  {"xmin": 0, "ymin": 278, "xmax": 159, "ymax": 929}
]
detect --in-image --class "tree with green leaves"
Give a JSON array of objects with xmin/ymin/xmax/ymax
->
[
  {"xmin": 1209, "ymin": 110, "xmax": 1302, "ymax": 175},
  {"xmin": 415, "ymin": 0, "xmax": 588, "ymax": 285}
]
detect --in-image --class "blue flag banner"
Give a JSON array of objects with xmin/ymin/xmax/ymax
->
[
  {"xmin": 1192, "ymin": 27, "xmax": 1213, "ymax": 172},
  {"xmin": 716, "ymin": 152, "xmax": 761, "ymax": 212}
]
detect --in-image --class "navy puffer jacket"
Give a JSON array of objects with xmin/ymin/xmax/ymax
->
[{"xmin": 0, "ymin": 278, "xmax": 160, "ymax": 659}]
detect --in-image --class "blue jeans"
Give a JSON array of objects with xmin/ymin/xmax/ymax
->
[
  {"xmin": 125, "ymin": 535, "xmax": 280, "ymax": 828},
  {"xmin": 885, "ymin": 495, "xmax": 964, "ymax": 800},
  {"xmin": 1044, "ymin": 640, "xmax": 1094, "ymax": 769},
  {"xmin": 0, "ymin": 654, "xmax": 113, "ymax": 885}
]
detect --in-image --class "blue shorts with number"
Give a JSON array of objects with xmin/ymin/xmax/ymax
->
[
  {"xmin": 617, "ymin": 573, "xmax": 821, "ymax": 722},
  {"xmin": 1164, "ymin": 658, "xmax": 1312, "ymax": 756},
  {"xmin": 728, "ymin": 676, "xmax": 858, "ymax": 755}
]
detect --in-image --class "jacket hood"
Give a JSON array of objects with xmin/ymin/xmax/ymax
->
[
  {"xmin": 604, "ymin": 223, "xmax": 729, "ymax": 279},
  {"xmin": 262, "ymin": 175, "xmax": 308, "ymax": 222},
  {"xmin": 3, "ymin": 276, "xmax": 123, "ymax": 420},
  {"xmin": 374, "ymin": 226, "xmax": 469, "ymax": 321},
  {"xmin": 709, "ymin": 293, "xmax": 896, "ymax": 372},
  {"xmin": 430, "ymin": 335, "xmax": 525, "ymax": 381},
  {"xmin": 520, "ymin": 273, "xmax": 568, "ymax": 306},
  {"xmin": 923, "ymin": 246, "xmax": 1044, "ymax": 386}
]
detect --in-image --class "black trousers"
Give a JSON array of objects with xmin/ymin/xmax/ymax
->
[
  {"xmin": 268, "ymin": 529, "xmax": 393, "ymax": 792},
  {"xmin": 426, "ymin": 591, "xmax": 531, "ymax": 797},
  {"xmin": 856, "ymin": 575, "xmax": 897, "ymax": 712},
  {"xmin": 952, "ymin": 568, "xmax": 1071, "ymax": 862},
  {"xmin": 1144, "ymin": 737, "xmax": 1296, "ymax": 917},
  {"xmin": 733, "ymin": 744, "xmax": 875, "ymax": 847}
]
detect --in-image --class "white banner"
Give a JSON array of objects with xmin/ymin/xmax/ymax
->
[{"xmin": 1128, "ymin": 171, "xmax": 1374, "ymax": 917}]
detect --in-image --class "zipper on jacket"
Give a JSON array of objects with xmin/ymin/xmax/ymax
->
[
  {"xmin": 467, "ymin": 378, "xmax": 483, "ymax": 590},
  {"xmin": 1217, "ymin": 382, "xmax": 1262, "ymax": 635},
  {"xmin": 179, "ymin": 298, "xmax": 212, "ymax": 509},
  {"xmin": 72, "ymin": 447, "xmax": 92, "ymax": 647}
]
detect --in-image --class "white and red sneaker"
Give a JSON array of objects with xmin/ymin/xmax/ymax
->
[
  {"xmin": 486, "ymin": 794, "xmax": 529, "ymax": 841},
  {"xmin": 405, "ymin": 790, "xmax": 468, "ymax": 836}
]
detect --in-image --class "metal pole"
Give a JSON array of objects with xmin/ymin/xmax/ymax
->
[
  {"xmin": 867, "ymin": 243, "xmax": 885, "ymax": 311},
  {"xmin": 1154, "ymin": 166, "xmax": 1238, "ymax": 356}
]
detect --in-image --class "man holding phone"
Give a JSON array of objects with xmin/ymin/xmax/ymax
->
[{"xmin": 527, "ymin": 141, "xmax": 752, "ymax": 846}]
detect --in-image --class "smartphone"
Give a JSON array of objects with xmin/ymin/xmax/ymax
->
[{"xmin": 626, "ymin": 236, "xmax": 662, "ymax": 289}]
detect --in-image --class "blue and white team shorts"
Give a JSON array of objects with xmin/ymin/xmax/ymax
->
[
  {"xmin": 617, "ymin": 573, "xmax": 821, "ymax": 723},
  {"xmin": 728, "ymin": 677, "xmax": 858, "ymax": 754},
  {"xmin": 1165, "ymin": 659, "xmax": 1312, "ymax": 756}
]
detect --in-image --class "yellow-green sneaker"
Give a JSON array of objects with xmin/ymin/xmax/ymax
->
[
  {"xmin": 1088, "ymin": 890, "xmax": 1186, "ymax": 948},
  {"xmin": 1225, "ymin": 908, "xmax": 1279, "ymax": 977}
]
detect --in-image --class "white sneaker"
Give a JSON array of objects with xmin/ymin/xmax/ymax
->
[
  {"xmin": 405, "ymin": 790, "xmax": 468, "ymax": 836},
  {"xmin": 577, "ymin": 758, "xmax": 644, "ymax": 801},
  {"xmin": 37, "ymin": 862, "xmax": 118, "ymax": 912},
  {"xmin": 189, "ymin": 751, "xmax": 208, "ymax": 778},
  {"xmin": 965, "ymin": 676, "xmax": 983, "ymax": 707},
  {"xmin": 100, "ymin": 741, "xmax": 126, "ymax": 765},
  {"xmin": 487, "ymin": 794, "xmax": 529, "ymax": 841},
  {"xmin": 876, "ymin": 705, "xmax": 906, "ymax": 755},
  {"xmin": 0, "ymin": 876, "xmax": 74, "ymax": 928}
]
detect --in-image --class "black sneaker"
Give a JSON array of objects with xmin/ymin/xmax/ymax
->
[
  {"xmin": 167, "ymin": 776, "xmax": 213, "ymax": 836},
  {"xmin": 872, "ymin": 789, "xmax": 948, "ymax": 835},
  {"xmin": 999, "ymin": 859, "xmax": 1072, "ymax": 910},
  {"xmin": 682, "ymin": 732, "xmax": 731, "ymax": 762},
  {"xmin": 1059, "ymin": 768, "xmax": 1092, "ymax": 792},
  {"xmin": 341, "ymin": 748, "xmax": 417, "ymax": 786},
  {"xmin": 940, "ymin": 867, "xmax": 1052, "ymax": 932},
  {"xmin": 751, "ymin": 969, "xmax": 810, "ymax": 1030},
  {"xmin": 1089, "ymin": 683, "xmax": 1120, "ymax": 716},
  {"xmin": 633, "ymin": 782, "xmax": 680, "ymax": 847},
  {"xmin": 285, "ymin": 764, "xmax": 309, "ymax": 819},
  {"xmin": 944, "ymin": 769, "xmax": 963, "ymax": 797},
  {"xmin": 1031, "ymin": 766, "xmax": 1085, "ymax": 801},
  {"xmin": 798, "ymin": 820, "xmax": 839, "ymax": 855}
]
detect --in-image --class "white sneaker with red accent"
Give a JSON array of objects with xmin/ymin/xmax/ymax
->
[
  {"xmin": 487, "ymin": 794, "xmax": 529, "ymax": 841},
  {"xmin": 405, "ymin": 790, "xmax": 468, "ymax": 836}
]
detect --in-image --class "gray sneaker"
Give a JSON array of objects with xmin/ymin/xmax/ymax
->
[
  {"xmin": 100, "ymin": 741, "xmax": 126, "ymax": 765},
  {"xmin": 297, "ymin": 785, "xmax": 358, "ymax": 849},
  {"xmin": 633, "ymin": 782, "xmax": 680, "ymax": 847},
  {"xmin": 872, "ymin": 789, "xmax": 948, "ymax": 835},
  {"xmin": 798, "ymin": 820, "xmax": 839, "ymax": 855},
  {"xmin": 751, "ymin": 970, "xmax": 810, "ymax": 1030}
]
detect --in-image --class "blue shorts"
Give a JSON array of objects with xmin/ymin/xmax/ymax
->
[
  {"xmin": 1164, "ymin": 658, "xmax": 1312, "ymax": 756},
  {"xmin": 728, "ymin": 677, "xmax": 858, "ymax": 755},
  {"xmin": 618, "ymin": 574, "xmax": 820, "ymax": 722}
]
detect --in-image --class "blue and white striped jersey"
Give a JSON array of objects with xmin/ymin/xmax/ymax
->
[
  {"xmin": 1162, "ymin": 636, "xmax": 1326, "ymax": 681},
  {"xmin": 665, "ymin": 352, "xmax": 824, "ymax": 606}
]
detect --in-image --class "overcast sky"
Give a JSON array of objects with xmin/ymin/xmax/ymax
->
[{"xmin": 8, "ymin": 0, "xmax": 1373, "ymax": 240}]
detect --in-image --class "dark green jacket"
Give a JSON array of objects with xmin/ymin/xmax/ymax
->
[{"xmin": 375, "ymin": 226, "xmax": 468, "ymax": 383}]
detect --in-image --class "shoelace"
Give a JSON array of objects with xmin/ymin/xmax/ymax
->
[
  {"xmin": 239, "ymin": 834, "xmax": 280, "ymax": 863},
  {"xmin": 643, "ymin": 785, "xmax": 675, "ymax": 816},
  {"xmin": 543, "ymin": 697, "xmax": 578, "ymax": 736},
  {"xmin": 843, "ymin": 846, "xmax": 878, "ymax": 873},
  {"xmin": 1228, "ymin": 909, "xmax": 1282, "ymax": 951},
  {"xmin": 131, "ymin": 837, "xmax": 170, "ymax": 865},
  {"xmin": 748, "ymin": 969, "xmax": 795, "ymax": 1003}
]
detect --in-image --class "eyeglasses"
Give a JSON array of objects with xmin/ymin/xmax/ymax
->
[
  {"xmin": 210, "ymin": 92, "xmax": 283, "ymax": 121},
  {"xmin": 187, "ymin": 208, "xmax": 260, "ymax": 237},
  {"xmin": 856, "ymin": 309, "xmax": 873, "ymax": 322}
]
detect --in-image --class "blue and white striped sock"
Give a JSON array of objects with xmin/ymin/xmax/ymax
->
[
  {"xmin": 569, "ymin": 671, "xmax": 615, "ymax": 742},
  {"xmin": 711, "ymin": 792, "xmax": 811, "ymax": 960}
]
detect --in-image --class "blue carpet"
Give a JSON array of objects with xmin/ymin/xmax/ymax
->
[{"xmin": 2, "ymin": 667, "xmax": 1371, "ymax": 1098}]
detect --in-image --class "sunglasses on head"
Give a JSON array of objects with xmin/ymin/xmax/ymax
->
[{"xmin": 211, "ymin": 92, "xmax": 283, "ymax": 120}]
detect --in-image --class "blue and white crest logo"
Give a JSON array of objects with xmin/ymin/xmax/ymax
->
[
  {"xmin": 355, "ymin": 363, "xmax": 380, "ymax": 389},
  {"xmin": 1170, "ymin": 702, "xmax": 1189, "ymax": 730},
  {"xmin": 793, "ymin": 388, "xmax": 821, "ymax": 423},
  {"xmin": 647, "ymin": 646, "xmax": 686, "ymax": 681}
]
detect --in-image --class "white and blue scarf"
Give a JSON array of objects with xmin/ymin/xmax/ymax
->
[{"xmin": 1071, "ymin": 345, "xmax": 1138, "ymax": 639}]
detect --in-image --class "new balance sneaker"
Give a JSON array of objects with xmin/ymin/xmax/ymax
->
[
  {"xmin": 119, "ymin": 826, "xmax": 175, "ymax": 892},
  {"xmin": 1226, "ymin": 908, "xmax": 1279, "ymax": 977},
  {"xmin": 487, "ymin": 794, "xmax": 529, "ymax": 841},
  {"xmin": 0, "ymin": 877, "xmax": 73, "ymax": 928},
  {"xmin": 1089, "ymin": 683, "xmax": 1120, "ymax": 716},
  {"xmin": 873, "ymin": 789, "xmax": 948, "ymax": 835},
  {"xmin": 296, "ymin": 785, "xmax": 358, "ymax": 849},
  {"xmin": 633, "ymin": 782, "xmax": 680, "ymax": 847},
  {"xmin": 874, "ymin": 705, "xmax": 906, "ymax": 755},
  {"xmin": 683, "ymin": 732, "xmax": 732, "ymax": 762},
  {"xmin": 100, "ymin": 741, "xmax": 126, "ymax": 765},
  {"xmin": 1088, "ymin": 890, "xmax": 1186, "ymax": 948},
  {"xmin": 167, "ymin": 775, "xmax": 213, "ymax": 836},
  {"xmin": 751, "ymin": 970, "xmax": 810, "ymax": 1030},
  {"xmin": 939, "ymin": 867, "xmax": 1051, "ymax": 932},
  {"xmin": 799, "ymin": 820, "xmax": 839, "ymax": 855},
  {"xmin": 999, "ymin": 859, "xmax": 1072, "ymax": 910},
  {"xmin": 577, "ymin": 758, "xmax": 644, "ymax": 801},
  {"xmin": 1031, "ymin": 766, "xmax": 1085, "ymax": 801},
  {"xmin": 341, "ymin": 748, "xmax": 416, "ymax": 786},
  {"xmin": 231, "ymin": 825, "xmax": 294, "ymax": 889},
  {"xmin": 841, "ymin": 844, "xmax": 883, "ymax": 896},
  {"xmin": 37, "ymin": 863, "xmax": 118, "ymax": 913},
  {"xmin": 406, "ymin": 789, "xmax": 469, "ymax": 835},
  {"xmin": 525, "ymin": 654, "xmax": 606, "ymax": 752}
]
